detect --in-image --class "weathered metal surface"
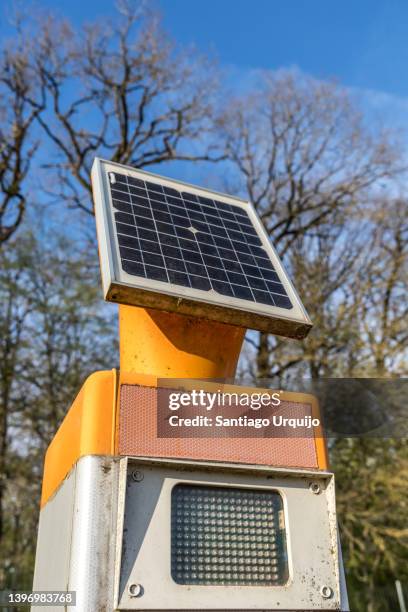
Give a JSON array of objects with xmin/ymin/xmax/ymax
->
[
  {"xmin": 108, "ymin": 282, "xmax": 312, "ymax": 339},
  {"xmin": 116, "ymin": 457, "xmax": 347, "ymax": 611},
  {"xmin": 32, "ymin": 456, "xmax": 121, "ymax": 612},
  {"xmin": 67, "ymin": 456, "xmax": 120, "ymax": 612},
  {"xmin": 33, "ymin": 464, "xmax": 76, "ymax": 600},
  {"xmin": 33, "ymin": 455, "xmax": 349, "ymax": 611}
]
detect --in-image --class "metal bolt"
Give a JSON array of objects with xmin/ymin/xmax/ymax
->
[
  {"xmin": 128, "ymin": 583, "xmax": 143, "ymax": 598},
  {"xmin": 131, "ymin": 470, "xmax": 144, "ymax": 482},
  {"xmin": 309, "ymin": 481, "xmax": 321, "ymax": 495},
  {"xmin": 320, "ymin": 585, "xmax": 333, "ymax": 599}
]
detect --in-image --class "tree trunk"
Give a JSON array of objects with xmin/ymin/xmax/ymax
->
[{"xmin": 256, "ymin": 332, "xmax": 271, "ymax": 380}]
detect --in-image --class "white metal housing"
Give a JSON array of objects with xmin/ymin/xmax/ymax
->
[{"xmin": 33, "ymin": 455, "xmax": 349, "ymax": 611}]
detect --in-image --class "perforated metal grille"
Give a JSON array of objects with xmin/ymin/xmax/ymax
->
[
  {"xmin": 171, "ymin": 484, "xmax": 288, "ymax": 586},
  {"xmin": 119, "ymin": 384, "xmax": 319, "ymax": 469}
]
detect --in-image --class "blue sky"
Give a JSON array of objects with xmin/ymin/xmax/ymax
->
[
  {"xmin": 160, "ymin": 0, "xmax": 408, "ymax": 99},
  {"xmin": 2, "ymin": 0, "xmax": 407, "ymax": 101},
  {"xmin": 2, "ymin": 0, "xmax": 407, "ymax": 225},
  {"xmin": 1, "ymin": 0, "xmax": 405, "ymax": 349}
]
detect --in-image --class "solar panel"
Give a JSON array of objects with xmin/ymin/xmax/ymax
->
[{"xmin": 92, "ymin": 158, "xmax": 312, "ymax": 338}]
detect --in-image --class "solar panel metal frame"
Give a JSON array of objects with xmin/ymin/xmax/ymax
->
[{"xmin": 91, "ymin": 158, "xmax": 312, "ymax": 338}]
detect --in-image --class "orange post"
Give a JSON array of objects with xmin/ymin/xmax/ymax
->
[{"xmin": 119, "ymin": 305, "xmax": 245, "ymax": 380}]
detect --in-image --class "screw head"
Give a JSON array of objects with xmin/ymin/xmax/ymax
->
[
  {"xmin": 320, "ymin": 585, "xmax": 333, "ymax": 599},
  {"xmin": 309, "ymin": 481, "xmax": 321, "ymax": 495},
  {"xmin": 131, "ymin": 470, "xmax": 144, "ymax": 482},
  {"xmin": 128, "ymin": 583, "xmax": 143, "ymax": 598}
]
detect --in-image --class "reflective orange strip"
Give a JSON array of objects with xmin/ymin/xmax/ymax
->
[{"xmin": 40, "ymin": 369, "xmax": 117, "ymax": 508}]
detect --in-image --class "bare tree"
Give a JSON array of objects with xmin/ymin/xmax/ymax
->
[
  {"xmin": 0, "ymin": 236, "xmax": 33, "ymax": 559},
  {"xmin": 240, "ymin": 202, "xmax": 408, "ymax": 382},
  {"xmin": 357, "ymin": 198, "xmax": 408, "ymax": 376},
  {"xmin": 241, "ymin": 218, "xmax": 366, "ymax": 381},
  {"xmin": 220, "ymin": 71, "xmax": 405, "ymax": 379},
  {"xmin": 225, "ymin": 77, "xmax": 408, "ymax": 612},
  {"xmin": 0, "ymin": 41, "xmax": 40, "ymax": 244},
  {"xmin": 0, "ymin": 228, "xmax": 117, "ymax": 589},
  {"xmin": 15, "ymin": 3, "xmax": 222, "ymax": 214},
  {"xmin": 219, "ymin": 72, "xmax": 401, "ymax": 257}
]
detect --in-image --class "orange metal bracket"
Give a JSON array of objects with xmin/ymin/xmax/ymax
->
[{"xmin": 118, "ymin": 305, "xmax": 245, "ymax": 381}]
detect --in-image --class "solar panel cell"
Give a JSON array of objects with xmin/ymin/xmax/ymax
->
[
  {"xmin": 139, "ymin": 239, "xmax": 161, "ymax": 255},
  {"xmin": 144, "ymin": 264, "xmax": 166, "ymax": 281},
  {"xmin": 160, "ymin": 234, "xmax": 179, "ymax": 247},
  {"xmin": 132, "ymin": 205, "xmax": 152, "ymax": 219},
  {"xmin": 112, "ymin": 200, "xmax": 132, "ymax": 214},
  {"xmin": 119, "ymin": 245, "xmax": 139, "ymax": 261},
  {"xmin": 138, "ymin": 228, "xmax": 156, "ymax": 242},
  {"xmin": 148, "ymin": 190, "xmax": 166, "ymax": 202},
  {"xmin": 112, "ymin": 189, "xmax": 130, "ymax": 202},
  {"xmin": 232, "ymin": 285, "xmax": 253, "ymax": 300},
  {"xmin": 122, "ymin": 260, "xmax": 145, "ymax": 277},
  {"xmin": 190, "ymin": 275, "xmax": 211, "ymax": 290},
  {"xmin": 144, "ymin": 252, "xmax": 165, "ymax": 268},
  {"xmin": 128, "ymin": 185, "xmax": 147, "ymax": 198},
  {"xmin": 212, "ymin": 280, "xmax": 235, "ymax": 297},
  {"xmin": 253, "ymin": 290, "xmax": 275, "ymax": 305},
  {"xmin": 145, "ymin": 180, "xmax": 164, "ymax": 193},
  {"xmin": 182, "ymin": 250, "xmax": 203, "ymax": 264},
  {"xmin": 127, "ymin": 176, "xmax": 145, "ymax": 188},
  {"xmin": 166, "ymin": 258, "xmax": 186, "ymax": 272}
]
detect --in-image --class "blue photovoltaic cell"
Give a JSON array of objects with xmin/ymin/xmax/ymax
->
[{"xmin": 108, "ymin": 172, "xmax": 292, "ymax": 309}]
